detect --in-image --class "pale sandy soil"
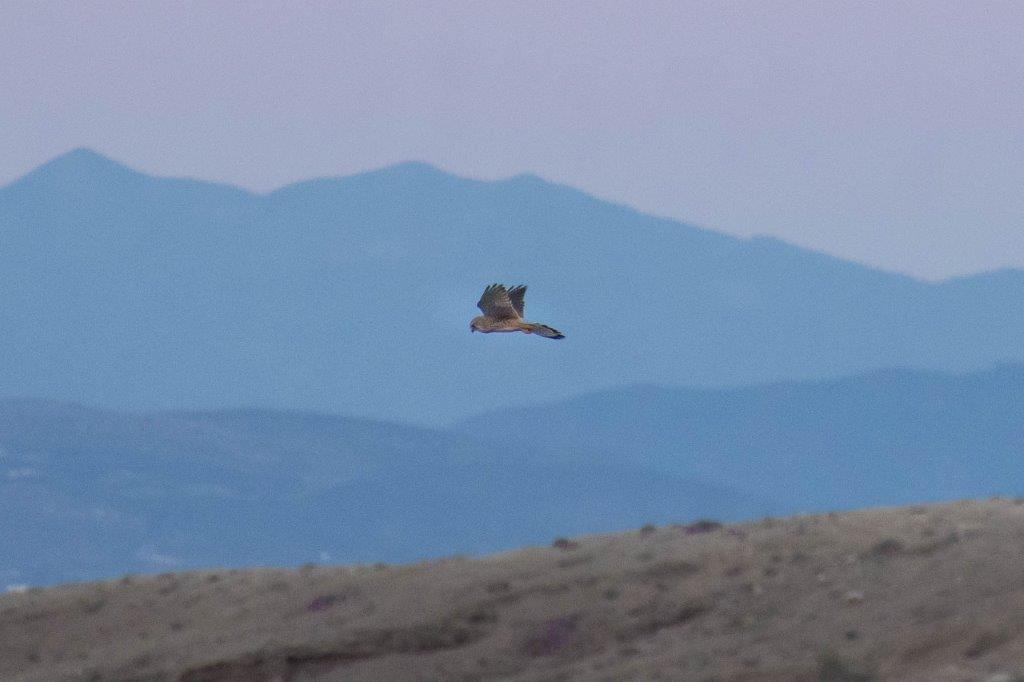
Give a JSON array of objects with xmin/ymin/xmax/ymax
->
[{"xmin": 4, "ymin": 499, "xmax": 1024, "ymax": 681}]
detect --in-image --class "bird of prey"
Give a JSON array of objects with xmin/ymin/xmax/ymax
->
[{"xmin": 470, "ymin": 284, "xmax": 565, "ymax": 339}]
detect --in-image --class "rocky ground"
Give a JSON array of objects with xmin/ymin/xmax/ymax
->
[{"xmin": 4, "ymin": 499, "xmax": 1024, "ymax": 681}]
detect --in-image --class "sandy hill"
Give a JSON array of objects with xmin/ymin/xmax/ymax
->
[{"xmin": 3, "ymin": 499, "xmax": 1024, "ymax": 681}]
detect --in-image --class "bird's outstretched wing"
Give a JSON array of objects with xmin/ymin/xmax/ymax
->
[
  {"xmin": 507, "ymin": 285, "xmax": 527, "ymax": 317},
  {"xmin": 477, "ymin": 284, "xmax": 521, "ymax": 320}
]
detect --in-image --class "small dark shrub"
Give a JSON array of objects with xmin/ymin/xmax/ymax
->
[
  {"xmin": 816, "ymin": 649, "xmax": 874, "ymax": 681},
  {"xmin": 964, "ymin": 629, "xmax": 1009, "ymax": 658},
  {"xmin": 552, "ymin": 537, "xmax": 579, "ymax": 550},
  {"xmin": 683, "ymin": 519, "xmax": 722, "ymax": 535},
  {"xmin": 865, "ymin": 538, "xmax": 904, "ymax": 558}
]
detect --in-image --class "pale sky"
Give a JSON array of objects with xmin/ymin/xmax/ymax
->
[{"xmin": 2, "ymin": 1, "xmax": 1022, "ymax": 279}]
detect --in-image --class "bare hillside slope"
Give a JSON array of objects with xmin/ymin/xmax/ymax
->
[{"xmin": 4, "ymin": 499, "xmax": 1024, "ymax": 681}]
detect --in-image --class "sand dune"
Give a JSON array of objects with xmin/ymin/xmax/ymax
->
[{"xmin": 4, "ymin": 499, "xmax": 1024, "ymax": 681}]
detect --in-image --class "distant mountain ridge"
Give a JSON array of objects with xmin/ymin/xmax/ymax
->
[
  {"xmin": 455, "ymin": 363, "xmax": 1024, "ymax": 511},
  {"xmin": 0, "ymin": 399, "xmax": 759, "ymax": 586},
  {"xmin": 3, "ymin": 148, "xmax": 1024, "ymax": 424},
  {"xmin": 5, "ymin": 363, "xmax": 1024, "ymax": 587}
]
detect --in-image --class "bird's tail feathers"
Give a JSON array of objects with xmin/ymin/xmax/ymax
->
[{"xmin": 522, "ymin": 322, "xmax": 565, "ymax": 340}]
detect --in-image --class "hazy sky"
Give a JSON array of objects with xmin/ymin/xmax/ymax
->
[{"xmin": 2, "ymin": 1, "xmax": 1022, "ymax": 279}]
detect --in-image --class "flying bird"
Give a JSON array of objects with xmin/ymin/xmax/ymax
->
[{"xmin": 470, "ymin": 284, "xmax": 564, "ymax": 339}]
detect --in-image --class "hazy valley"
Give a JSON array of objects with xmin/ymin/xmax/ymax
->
[{"xmin": 4, "ymin": 363, "xmax": 1024, "ymax": 587}]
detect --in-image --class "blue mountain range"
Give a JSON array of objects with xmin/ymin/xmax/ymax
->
[
  {"xmin": 3, "ymin": 364, "xmax": 1023, "ymax": 586},
  {"xmin": 456, "ymin": 364, "xmax": 1024, "ymax": 511},
  {"xmin": 0, "ymin": 399, "xmax": 758, "ymax": 586},
  {"xmin": 3, "ymin": 150, "xmax": 1022, "ymax": 587},
  {"xmin": 3, "ymin": 149, "xmax": 1024, "ymax": 424}
]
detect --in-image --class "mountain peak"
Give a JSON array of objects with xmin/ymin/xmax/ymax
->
[
  {"xmin": 40, "ymin": 147, "xmax": 132, "ymax": 174},
  {"xmin": 5, "ymin": 148, "xmax": 141, "ymax": 191},
  {"xmin": 386, "ymin": 160, "xmax": 444, "ymax": 174},
  {"xmin": 266, "ymin": 160, "xmax": 469, "ymax": 198}
]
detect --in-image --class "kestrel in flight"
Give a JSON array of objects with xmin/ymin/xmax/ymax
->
[{"xmin": 470, "ymin": 284, "xmax": 565, "ymax": 339}]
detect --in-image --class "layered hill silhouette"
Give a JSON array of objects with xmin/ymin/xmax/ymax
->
[
  {"xmin": 457, "ymin": 364, "xmax": 1024, "ymax": 511},
  {"xmin": 3, "ymin": 149, "xmax": 1024, "ymax": 424},
  {"xmin": 5, "ymin": 364, "xmax": 1024, "ymax": 587},
  {"xmin": 0, "ymin": 400, "xmax": 757, "ymax": 587}
]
